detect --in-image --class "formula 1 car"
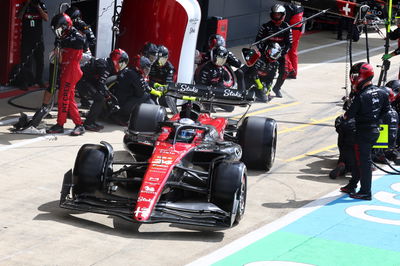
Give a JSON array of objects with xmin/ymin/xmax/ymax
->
[{"xmin": 60, "ymin": 84, "xmax": 277, "ymax": 228}]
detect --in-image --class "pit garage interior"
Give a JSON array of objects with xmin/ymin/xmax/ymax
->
[{"xmin": 0, "ymin": 0, "xmax": 277, "ymax": 86}]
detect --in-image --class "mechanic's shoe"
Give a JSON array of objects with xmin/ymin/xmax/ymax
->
[
  {"xmin": 273, "ymin": 88, "xmax": 282, "ymax": 98},
  {"xmin": 84, "ymin": 122, "xmax": 104, "ymax": 132},
  {"xmin": 340, "ymin": 185, "xmax": 356, "ymax": 194},
  {"xmin": 70, "ymin": 125, "xmax": 85, "ymax": 136},
  {"xmin": 46, "ymin": 124, "xmax": 64, "ymax": 134},
  {"xmin": 329, "ymin": 162, "xmax": 346, "ymax": 179},
  {"xmin": 350, "ymin": 191, "xmax": 372, "ymax": 201}
]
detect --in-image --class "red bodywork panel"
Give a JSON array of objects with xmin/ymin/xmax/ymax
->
[
  {"xmin": 117, "ymin": 0, "xmax": 188, "ymax": 76},
  {"xmin": 0, "ymin": 0, "xmax": 23, "ymax": 84},
  {"xmin": 134, "ymin": 113, "xmax": 228, "ymax": 221}
]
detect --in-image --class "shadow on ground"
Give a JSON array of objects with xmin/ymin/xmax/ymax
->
[{"xmin": 34, "ymin": 200, "xmax": 225, "ymax": 241}]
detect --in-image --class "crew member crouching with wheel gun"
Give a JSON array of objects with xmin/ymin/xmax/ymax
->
[
  {"xmin": 110, "ymin": 56, "xmax": 162, "ymax": 126},
  {"xmin": 75, "ymin": 49, "xmax": 128, "ymax": 132},
  {"xmin": 245, "ymin": 42, "xmax": 282, "ymax": 103}
]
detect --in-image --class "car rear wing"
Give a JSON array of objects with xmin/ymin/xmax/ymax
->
[{"xmin": 166, "ymin": 83, "xmax": 255, "ymax": 106}]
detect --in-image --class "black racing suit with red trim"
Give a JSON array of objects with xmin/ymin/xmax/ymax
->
[
  {"xmin": 149, "ymin": 61, "xmax": 176, "ymax": 107},
  {"xmin": 194, "ymin": 61, "xmax": 234, "ymax": 111},
  {"xmin": 255, "ymin": 20, "xmax": 292, "ymax": 92},
  {"xmin": 344, "ymin": 84, "xmax": 390, "ymax": 194},
  {"xmin": 247, "ymin": 54, "xmax": 279, "ymax": 90},
  {"xmin": 73, "ymin": 19, "xmax": 97, "ymax": 53},
  {"xmin": 57, "ymin": 28, "xmax": 85, "ymax": 126},
  {"xmin": 149, "ymin": 61, "xmax": 175, "ymax": 85},
  {"xmin": 195, "ymin": 61, "xmax": 227, "ymax": 87},
  {"xmin": 76, "ymin": 57, "xmax": 116, "ymax": 125},
  {"xmin": 111, "ymin": 68, "xmax": 155, "ymax": 122},
  {"xmin": 21, "ymin": 1, "xmax": 47, "ymax": 85}
]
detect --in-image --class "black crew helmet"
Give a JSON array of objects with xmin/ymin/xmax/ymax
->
[
  {"xmin": 270, "ymin": 4, "xmax": 286, "ymax": 25},
  {"xmin": 157, "ymin": 45, "xmax": 169, "ymax": 66},
  {"xmin": 265, "ymin": 42, "xmax": 282, "ymax": 61},
  {"xmin": 385, "ymin": 80, "xmax": 400, "ymax": 96},
  {"xmin": 65, "ymin": 6, "xmax": 82, "ymax": 21},
  {"xmin": 141, "ymin": 42, "xmax": 159, "ymax": 64},
  {"xmin": 210, "ymin": 46, "xmax": 228, "ymax": 67},
  {"xmin": 208, "ymin": 34, "xmax": 226, "ymax": 50}
]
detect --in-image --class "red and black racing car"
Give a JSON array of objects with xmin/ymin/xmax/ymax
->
[{"xmin": 60, "ymin": 84, "xmax": 277, "ymax": 228}]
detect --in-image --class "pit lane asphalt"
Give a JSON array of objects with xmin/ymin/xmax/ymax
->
[{"xmin": 0, "ymin": 30, "xmax": 399, "ymax": 266}]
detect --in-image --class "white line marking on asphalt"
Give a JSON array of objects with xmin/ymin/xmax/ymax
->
[
  {"xmin": 186, "ymin": 171, "xmax": 386, "ymax": 266},
  {"xmin": 299, "ymin": 46, "xmax": 384, "ymax": 72},
  {"xmin": 298, "ymin": 40, "xmax": 345, "ymax": 55},
  {"xmin": 0, "ymin": 135, "xmax": 57, "ymax": 152}
]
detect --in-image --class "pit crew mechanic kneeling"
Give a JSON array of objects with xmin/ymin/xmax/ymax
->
[
  {"xmin": 340, "ymin": 62, "xmax": 390, "ymax": 200},
  {"xmin": 194, "ymin": 45, "xmax": 234, "ymax": 112},
  {"xmin": 110, "ymin": 56, "xmax": 161, "ymax": 125},
  {"xmin": 76, "ymin": 48, "xmax": 129, "ymax": 131}
]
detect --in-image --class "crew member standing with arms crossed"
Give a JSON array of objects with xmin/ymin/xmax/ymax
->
[{"xmin": 340, "ymin": 63, "xmax": 390, "ymax": 200}]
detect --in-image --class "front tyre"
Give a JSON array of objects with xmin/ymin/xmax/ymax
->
[
  {"xmin": 211, "ymin": 161, "xmax": 247, "ymax": 226},
  {"xmin": 73, "ymin": 144, "xmax": 108, "ymax": 195}
]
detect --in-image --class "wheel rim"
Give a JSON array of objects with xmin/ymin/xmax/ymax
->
[
  {"xmin": 237, "ymin": 173, "xmax": 246, "ymax": 216},
  {"xmin": 271, "ymin": 127, "xmax": 276, "ymax": 163}
]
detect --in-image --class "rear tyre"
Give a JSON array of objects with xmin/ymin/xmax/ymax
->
[
  {"xmin": 239, "ymin": 116, "xmax": 277, "ymax": 171},
  {"xmin": 211, "ymin": 161, "xmax": 247, "ymax": 226},
  {"xmin": 128, "ymin": 103, "xmax": 167, "ymax": 133},
  {"xmin": 73, "ymin": 144, "xmax": 108, "ymax": 195}
]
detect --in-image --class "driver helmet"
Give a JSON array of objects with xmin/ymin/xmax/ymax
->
[
  {"xmin": 208, "ymin": 34, "xmax": 226, "ymax": 50},
  {"xmin": 349, "ymin": 62, "xmax": 374, "ymax": 92},
  {"xmin": 177, "ymin": 118, "xmax": 196, "ymax": 142},
  {"xmin": 211, "ymin": 46, "xmax": 228, "ymax": 67},
  {"xmin": 265, "ymin": 42, "xmax": 282, "ymax": 62},
  {"xmin": 270, "ymin": 4, "xmax": 286, "ymax": 25},
  {"xmin": 51, "ymin": 13, "xmax": 73, "ymax": 39},
  {"xmin": 385, "ymin": 80, "xmax": 400, "ymax": 96},
  {"xmin": 65, "ymin": 6, "xmax": 82, "ymax": 22},
  {"xmin": 157, "ymin": 45, "xmax": 169, "ymax": 66},
  {"xmin": 141, "ymin": 42, "xmax": 159, "ymax": 64}
]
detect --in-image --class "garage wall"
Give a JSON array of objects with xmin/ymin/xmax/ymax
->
[
  {"xmin": 42, "ymin": 0, "xmax": 70, "ymax": 81},
  {"xmin": 206, "ymin": 0, "xmax": 276, "ymax": 47}
]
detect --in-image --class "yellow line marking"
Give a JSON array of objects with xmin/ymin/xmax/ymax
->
[
  {"xmin": 278, "ymin": 113, "xmax": 341, "ymax": 134},
  {"xmin": 285, "ymin": 144, "xmax": 338, "ymax": 162},
  {"xmin": 232, "ymin": 102, "xmax": 300, "ymax": 119}
]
